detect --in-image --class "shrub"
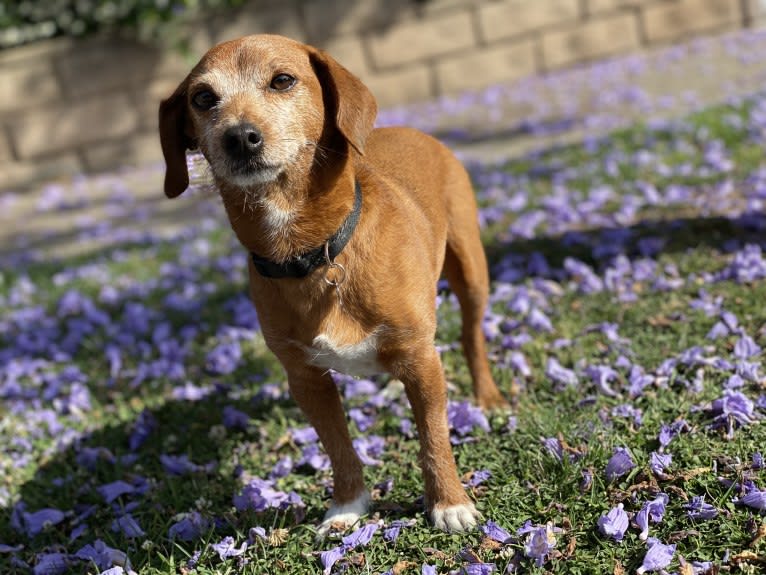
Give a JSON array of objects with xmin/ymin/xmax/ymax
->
[{"xmin": 0, "ymin": 0, "xmax": 243, "ymax": 49}]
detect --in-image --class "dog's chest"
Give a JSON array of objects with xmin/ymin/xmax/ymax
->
[{"xmin": 307, "ymin": 333, "xmax": 383, "ymax": 376}]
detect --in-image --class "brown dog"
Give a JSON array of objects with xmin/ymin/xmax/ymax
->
[{"xmin": 159, "ymin": 34, "xmax": 506, "ymax": 533}]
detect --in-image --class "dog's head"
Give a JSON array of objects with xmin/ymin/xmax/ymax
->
[{"xmin": 159, "ymin": 34, "xmax": 378, "ymax": 198}]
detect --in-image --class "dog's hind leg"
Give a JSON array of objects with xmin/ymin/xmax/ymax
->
[{"xmin": 442, "ymin": 193, "xmax": 508, "ymax": 410}]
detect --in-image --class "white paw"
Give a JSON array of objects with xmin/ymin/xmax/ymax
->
[
  {"xmin": 431, "ymin": 502, "xmax": 481, "ymax": 532},
  {"xmin": 316, "ymin": 491, "xmax": 371, "ymax": 536}
]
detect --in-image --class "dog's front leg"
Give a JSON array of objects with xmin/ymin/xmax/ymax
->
[
  {"xmin": 393, "ymin": 345, "xmax": 481, "ymax": 532},
  {"xmin": 286, "ymin": 365, "xmax": 369, "ymax": 534}
]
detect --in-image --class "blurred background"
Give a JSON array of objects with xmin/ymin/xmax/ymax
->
[{"xmin": 0, "ymin": 0, "xmax": 760, "ymax": 190}]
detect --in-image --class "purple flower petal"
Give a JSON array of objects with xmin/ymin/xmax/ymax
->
[
  {"xmin": 22, "ymin": 508, "xmax": 66, "ymax": 537},
  {"xmin": 111, "ymin": 514, "xmax": 145, "ymax": 538},
  {"xmin": 635, "ymin": 494, "xmax": 669, "ymax": 540},
  {"xmin": 248, "ymin": 526, "xmax": 267, "ymax": 543},
  {"xmin": 382, "ymin": 519, "xmax": 415, "ymax": 543},
  {"xmin": 685, "ymin": 496, "xmax": 718, "ymax": 520},
  {"xmin": 298, "ymin": 444, "xmax": 330, "ymax": 471},
  {"xmin": 233, "ymin": 477, "xmax": 303, "ymax": 513},
  {"xmin": 649, "ymin": 452, "xmax": 672, "ymax": 476},
  {"xmin": 658, "ymin": 426, "xmax": 674, "ymax": 448},
  {"xmin": 705, "ymin": 321, "xmax": 729, "ymax": 340},
  {"xmin": 708, "ymin": 390, "xmax": 759, "ymax": 438},
  {"xmin": 75, "ymin": 446, "xmax": 116, "ymax": 471},
  {"xmin": 168, "ymin": 511, "xmax": 211, "ymax": 541},
  {"xmin": 353, "ymin": 436, "xmax": 385, "ymax": 466},
  {"xmin": 159, "ymin": 454, "xmax": 215, "ymax": 476},
  {"xmin": 342, "ymin": 523, "xmax": 378, "ymax": 548},
  {"xmin": 463, "ymin": 564, "xmax": 496, "ymax": 574},
  {"xmin": 734, "ymin": 334, "xmax": 761, "ymax": 359},
  {"xmin": 597, "ymin": 503, "xmax": 629, "ymax": 542},
  {"xmin": 349, "ymin": 407, "xmax": 377, "ymax": 431},
  {"xmin": 541, "ymin": 437, "xmax": 564, "ymax": 462},
  {"xmin": 69, "ymin": 523, "xmax": 88, "ymax": 542},
  {"xmin": 269, "ymin": 456, "xmax": 294, "ymax": 479},
  {"xmin": 739, "ymin": 489, "xmax": 766, "ymax": 510},
  {"xmin": 211, "ymin": 536, "xmax": 248, "ymax": 560},
  {"xmin": 605, "ymin": 447, "xmax": 635, "ymax": 482},
  {"xmin": 585, "ymin": 365, "xmax": 620, "ymax": 397},
  {"xmin": 521, "ymin": 523, "xmax": 560, "ymax": 567},
  {"xmin": 545, "ymin": 357, "xmax": 578, "ymax": 388},
  {"xmin": 33, "ymin": 553, "xmax": 71, "ymax": 575},
  {"xmin": 637, "ymin": 538, "xmax": 676, "ymax": 574},
  {"xmin": 481, "ymin": 520, "xmax": 512, "ymax": 544},
  {"xmin": 321, "ymin": 545, "xmax": 346, "ymax": 575},
  {"xmin": 222, "ymin": 405, "xmax": 250, "ymax": 430},
  {"xmin": 205, "ymin": 341, "xmax": 242, "ymax": 375},
  {"xmin": 447, "ymin": 401, "xmax": 490, "ymax": 438},
  {"xmin": 527, "ymin": 308, "xmax": 553, "ymax": 332},
  {"xmin": 74, "ymin": 539, "xmax": 124, "ymax": 571},
  {"xmin": 291, "ymin": 426, "xmax": 319, "ymax": 445},
  {"xmin": 658, "ymin": 419, "xmax": 688, "ymax": 448},
  {"xmin": 468, "ymin": 469, "xmax": 491, "ymax": 487},
  {"xmin": 128, "ymin": 410, "xmax": 156, "ymax": 451}
]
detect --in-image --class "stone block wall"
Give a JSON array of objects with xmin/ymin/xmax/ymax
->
[{"xmin": 0, "ymin": 0, "xmax": 757, "ymax": 188}]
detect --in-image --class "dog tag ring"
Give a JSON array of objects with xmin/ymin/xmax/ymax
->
[{"xmin": 323, "ymin": 242, "xmax": 347, "ymax": 308}]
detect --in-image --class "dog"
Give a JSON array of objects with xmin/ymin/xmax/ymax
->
[{"xmin": 158, "ymin": 34, "xmax": 507, "ymax": 533}]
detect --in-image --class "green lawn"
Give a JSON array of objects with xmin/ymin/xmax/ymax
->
[{"xmin": 1, "ymin": 96, "xmax": 766, "ymax": 575}]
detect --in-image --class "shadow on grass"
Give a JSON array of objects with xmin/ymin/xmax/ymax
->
[
  {"xmin": 0, "ymin": 380, "xmax": 321, "ymax": 573},
  {"xmin": 484, "ymin": 211, "xmax": 766, "ymax": 272}
]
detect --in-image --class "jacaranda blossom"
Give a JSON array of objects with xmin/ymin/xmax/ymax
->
[
  {"xmin": 481, "ymin": 520, "xmax": 512, "ymax": 544},
  {"xmin": 597, "ymin": 503, "xmax": 629, "ymax": 542},
  {"xmin": 167, "ymin": 512, "xmax": 211, "ymax": 541},
  {"xmin": 517, "ymin": 521, "xmax": 561, "ymax": 567},
  {"xmin": 649, "ymin": 452, "xmax": 672, "ymax": 476},
  {"xmin": 342, "ymin": 523, "xmax": 378, "ymax": 548},
  {"xmin": 636, "ymin": 538, "xmax": 676, "ymax": 574},
  {"xmin": 211, "ymin": 536, "xmax": 248, "ymax": 561},
  {"xmin": 635, "ymin": 494, "xmax": 669, "ymax": 541},
  {"xmin": 321, "ymin": 545, "xmax": 345, "ymax": 575},
  {"xmin": 685, "ymin": 496, "xmax": 718, "ymax": 520},
  {"xmin": 605, "ymin": 447, "xmax": 635, "ymax": 482},
  {"xmin": 737, "ymin": 488, "xmax": 766, "ymax": 510},
  {"xmin": 17, "ymin": 507, "xmax": 66, "ymax": 537}
]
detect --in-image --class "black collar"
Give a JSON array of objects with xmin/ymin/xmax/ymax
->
[{"xmin": 249, "ymin": 181, "xmax": 362, "ymax": 279}]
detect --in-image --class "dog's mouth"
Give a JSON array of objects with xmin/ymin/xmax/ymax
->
[{"xmin": 225, "ymin": 158, "xmax": 284, "ymax": 186}]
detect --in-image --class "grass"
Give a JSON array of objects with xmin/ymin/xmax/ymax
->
[{"xmin": 2, "ymin": 96, "xmax": 766, "ymax": 575}]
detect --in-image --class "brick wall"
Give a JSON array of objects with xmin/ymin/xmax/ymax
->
[{"xmin": 0, "ymin": 0, "xmax": 757, "ymax": 188}]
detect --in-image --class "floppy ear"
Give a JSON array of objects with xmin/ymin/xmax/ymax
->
[
  {"xmin": 158, "ymin": 76, "xmax": 196, "ymax": 198},
  {"xmin": 309, "ymin": 49, "xmax": 377, "ymax": 155}
]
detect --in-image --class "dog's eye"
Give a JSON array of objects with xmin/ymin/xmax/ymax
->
[
  {"xmin": 270, "ymin": 74, "xmax": 296, "ymax": 91},
  {"xmin": 192, "ymin": 90, "xmax": 218, "ymax": 110}
]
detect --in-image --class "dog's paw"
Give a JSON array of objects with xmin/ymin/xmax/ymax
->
[
  {"xmin": 431, "ymin": 502, "xmax": 481, "ymax": 532},
  {"xmin": 316, "ymin": 491, "xmax": 371, "ymax": 537}
]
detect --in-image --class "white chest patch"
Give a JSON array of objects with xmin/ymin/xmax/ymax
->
[
  {"xmin": 307, "ymin": 333, "xmax": 383, "ymax": 376},
  {"xmin": 257, "ymin": 197, "xmax": 294, "ymax": 240}
]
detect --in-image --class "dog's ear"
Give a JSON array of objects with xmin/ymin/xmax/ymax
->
[
  {"xmin": 309, "ymin": 48, "xmax": 377, "ymax": 155},
  {"xmin": 158, "ymin": 76, "xmax": 197, "ymax": 198}
]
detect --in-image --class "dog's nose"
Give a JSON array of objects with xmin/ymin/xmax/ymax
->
[{"xmin": 223, "ymin": 123, "xmax": 263, "ymax": 159}]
